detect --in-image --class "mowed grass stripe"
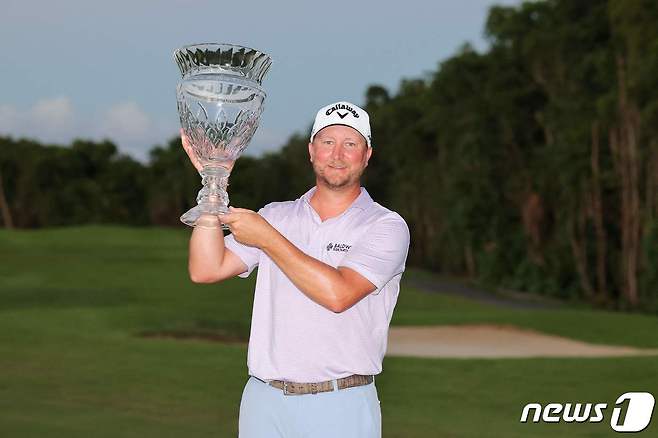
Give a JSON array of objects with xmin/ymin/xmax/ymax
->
[{"xmin": 1, "ymin": 226, "xmax": 657, "ymax": 437}]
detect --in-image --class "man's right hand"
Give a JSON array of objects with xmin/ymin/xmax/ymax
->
[
  {"xmin": 180, "ymin": 128, "xmax": 204, "ymax": 173},
  {"xmin": 189, "ymin": 212, "xmax": 249, "ymax": 283},
  {"xmin": 180, "ymin": 129, "xmax": 236, "ymax": 174}
]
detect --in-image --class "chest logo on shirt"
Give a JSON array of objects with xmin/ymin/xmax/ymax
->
[{"xmin": 326, "ymin": 242, "xmax": 352, "ymax": 252}]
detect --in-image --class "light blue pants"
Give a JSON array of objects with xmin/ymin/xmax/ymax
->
[{"xmin": 238, "ymin": 375, "xmax": 381, "ymax": 437}]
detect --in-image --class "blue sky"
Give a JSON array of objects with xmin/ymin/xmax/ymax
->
[{"xmin": 0, "ymin": 0, "xmax": 519, "ymax": 161}]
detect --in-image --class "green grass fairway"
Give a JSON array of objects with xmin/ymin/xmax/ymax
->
[{"xmin": 1, "ymin": 226, "xmax": 657, "ymax": 437}]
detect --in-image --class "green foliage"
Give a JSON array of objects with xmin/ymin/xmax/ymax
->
[
  {"xmin": 1, "ymin": 0, "xmax": 658, "ymax": 310},
  {"xmin": 640, "ymin": 220, "xmax": 658, "ymax": 312},
  {"xmin": 0, "ymin": 137, "xmax": 150, "ymax": 227}
]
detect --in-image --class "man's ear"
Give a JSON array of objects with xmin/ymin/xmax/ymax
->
[
  {"xmin": 364, "ymin": 145, "xmax": 373, "ymax": 167},
  {"xmin": 308, "ymin": 142, "xmax": 314, "ymax": 163}
]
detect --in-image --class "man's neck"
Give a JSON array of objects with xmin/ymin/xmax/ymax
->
[{"xmin": 309, "ymin": 183, "xmax": 362, "ymax": 222}]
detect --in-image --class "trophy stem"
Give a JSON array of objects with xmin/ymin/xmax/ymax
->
[{"xmin": 180, "ymin": 166, "xmax": 231, "ymax": 228}]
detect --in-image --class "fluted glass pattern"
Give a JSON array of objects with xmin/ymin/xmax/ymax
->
[{"xmin": 173, "ymin": 43, "xmax": 271, "ymax": 226}]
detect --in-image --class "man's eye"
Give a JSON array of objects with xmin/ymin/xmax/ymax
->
[
  {"xmin": 345, "ymin": 142, "xmax": 356, "ymax": 147},
  {"xmin": 323, "ymin": 140, "xmax": 334, "ymax": 145}
]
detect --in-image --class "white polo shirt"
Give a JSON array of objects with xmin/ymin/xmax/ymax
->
[{"xmin": 224, "ymin": 186, "xmax": 410, "ymax": 382}]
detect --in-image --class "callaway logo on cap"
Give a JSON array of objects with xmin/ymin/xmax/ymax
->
[{"xmin": 310, "ymin": 101, "xmax": 372, "ymax": 147}]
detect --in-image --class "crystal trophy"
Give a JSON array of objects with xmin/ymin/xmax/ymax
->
[{"xmin": 173, "ymin": 43, "xmax": 271, "ymax": 227}]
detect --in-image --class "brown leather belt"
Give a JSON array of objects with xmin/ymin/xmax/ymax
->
[{"xmin": 253, "ymin": 374, "xmax": 373, "ymax": 396}]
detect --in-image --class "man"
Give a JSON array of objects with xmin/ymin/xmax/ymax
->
[{"xmin": 183, "ymin": 101, "xmax": 410, "ymax": 437}]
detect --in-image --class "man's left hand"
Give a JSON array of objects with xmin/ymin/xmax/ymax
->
[{"xmin": 218, "ymin": 207, "xmax": 276, "ymax": 248}]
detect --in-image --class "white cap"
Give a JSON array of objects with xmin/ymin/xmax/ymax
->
[{"xmin": 310, "ymin": 101, "xmax": 372, "ymax": 147}]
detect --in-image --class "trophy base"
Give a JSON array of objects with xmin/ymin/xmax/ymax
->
[
  {"xmin": 181, "ymin": 166, "xmax": 231, "ymax": 229},
  {"xmin": 180, "ymin": 203, "xmax": 229, "ymax": 229}
]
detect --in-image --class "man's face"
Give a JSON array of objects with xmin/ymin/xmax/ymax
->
[{"xmin": 308, "ymin": 125, "xmax": 372, "ymax": 190}]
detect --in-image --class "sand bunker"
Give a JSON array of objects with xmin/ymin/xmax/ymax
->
[
  {"xmin": 386, "ymin": 324, "xmax": 658, "ymax": 359},
  {"xmin": 142, "ymin": 324, "xmax": 658, "ymax": 359}
]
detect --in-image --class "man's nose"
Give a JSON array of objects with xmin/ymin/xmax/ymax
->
[{"xmin": 331, "ymin": 144, "xmax": 344, "ymax": 160}]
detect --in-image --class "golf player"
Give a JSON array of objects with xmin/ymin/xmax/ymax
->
[{"xmin": 183, "ymin": 101, "xmax": 410, "ymax": 437}]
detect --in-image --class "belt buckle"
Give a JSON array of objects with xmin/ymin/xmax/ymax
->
[
  {"xmin": 283, "ymin": 381, "xmax": 316, "ymax": 396},
  {"xmin": 283, "ymin": 381, "xmax": 296, "ymax": 396}
]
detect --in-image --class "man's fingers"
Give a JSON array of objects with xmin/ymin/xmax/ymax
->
[
  {"xmin": 228, "ymin": 207, "xmax": 253, "ymax": 213},
  {"xmin": 180, "ymin": 129, "xmax": 195, "ymax": 155},
  {"xmin": 218, "ymin": 212, "xmax": 238, "ymax": 224},
  {"xmin": 180, "ymin": 129, "xmax": 203, "ymax": 172},
  {"xmin": 219, "ymin": 207, "xmax": 252, "ymax": 225},
  {"xmin": 181, "ymin": 130, "xmax": 193, "ymax": 155},
  {"xmin": 180, "ymin": 128, "xmax": 190, "ymax": 148},
  {"xmin": 219, "ymin": 207, "xmax": 256, "ymax": 223}
]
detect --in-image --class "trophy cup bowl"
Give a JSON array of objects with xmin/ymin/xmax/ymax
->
[{"xmin": 173, "ymin": 43, "xmax": 271, "ymax": 227}]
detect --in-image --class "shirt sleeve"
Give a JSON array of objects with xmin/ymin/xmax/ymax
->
[
  {"xmin": 224, "ymin": 233, "xmax": 260, "ymax": 278},
  {"xmin": 223, "ymin": 206, "xmax": 270, "ymax": 279},
  {"xmin": 338, "ymin": 213, "xmax": 410, "ymax": 294}
]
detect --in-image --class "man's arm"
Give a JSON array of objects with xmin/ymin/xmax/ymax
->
[
  {"xmin": 188, "ymin": 215, "xmax": 248, "ymax": 283},
  {"xmin": 181, "ymin": 131, "xmax": 246, "ymax": 283},
  {"xmin": 263, "ymin": 232, "xmax": 376, "ymax": 312},
  {"xmin": 220, "ymin": 208, "xmax": 376, "ymax": 312}
]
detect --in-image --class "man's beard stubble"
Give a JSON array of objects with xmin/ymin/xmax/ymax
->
[{"xmin": 312, "ymin": 162, "xmax": 364, "ymax": 191}]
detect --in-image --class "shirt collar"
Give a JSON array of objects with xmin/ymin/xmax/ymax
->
[{"xmin": 301, "ymin": 186, "xmax": 373, "ymax": 212}]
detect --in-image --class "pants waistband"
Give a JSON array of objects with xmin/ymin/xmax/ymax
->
[{"xmin": 250, "ymin": 374, "xmax": 374, "ymax": 396}]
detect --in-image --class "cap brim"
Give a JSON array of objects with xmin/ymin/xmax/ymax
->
[{"xmin": 311, "ymin": 123, "xmax": 371, "ymax": 146}]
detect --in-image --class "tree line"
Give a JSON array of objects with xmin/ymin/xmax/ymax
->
[{"xmin": 1, "ymin": 0, "xmax": 657, "ymax": 311}]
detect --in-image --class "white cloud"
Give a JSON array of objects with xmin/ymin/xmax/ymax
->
[
  {"xmin": 0, "ymin": 97, "xmax": 76, "ymax": 144},
  {"xmin": 0, "ymin": 104, "xmax": 20, "ymax": 133},
  {"xmin": 100, "ymin": 102, "xmax": 152, "ymax": 141},
  {"xmin": 31, "ymin": 97, "xmax": 75, "ymax": 142},
  {"xmin": 31, "ymin": 97, "xmax": 75, "ymax": 135},
  {"xmin": 0, "ymin": 97, "xmax": 175, "ymax": 161},
  {"xmin": 0, "ymin": 97, "xmax": 287, "ymax": 162},
  {"xmin": 0, "ymin": 97, "xmax": 77, "ymax": 145},
  {"xmin": 96, "ymin": 101, "xmax": 162, "ymax": 159}
]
